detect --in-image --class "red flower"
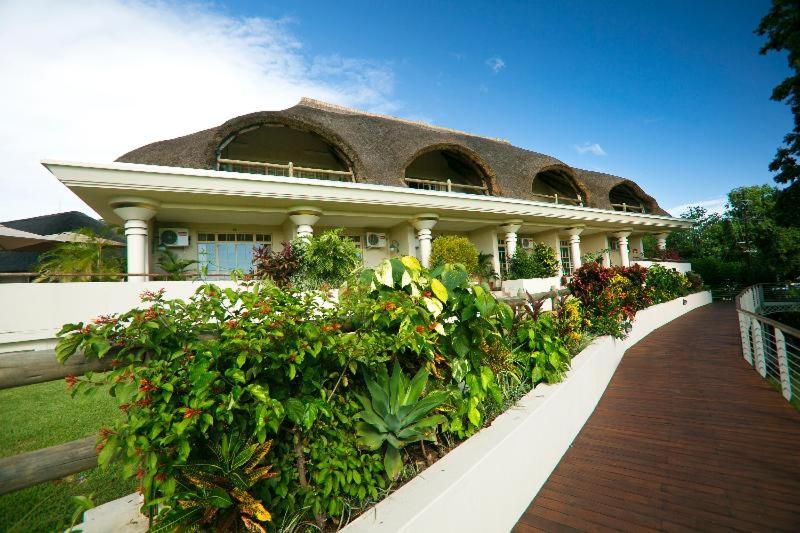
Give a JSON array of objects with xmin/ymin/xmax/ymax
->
[
  {"xmin": 322, "ymin": 324, "xmax": 334, "ymax": 332},
  {"xmin": 98, "ymin": 427, "xmax": 114, "ymax": 440},
  {"xmin": 155, "ymin": 472, "xmax": 167, "ymax": 482},
  {"xmin": 423, "ymin": 291, "xmax": 432, "ymax": 298},
  {"xmin": 225, "ymin": 320, "xmax": 239, "ymax": 329},
  {"xmin": 65, "ymin": 375, "xmax": 78, "ymax": 389},
  {"xmin": 119, "ymin": 403, "xmax": 131, "ymax": 412},
  {"xmin": 95, "ymin": 443, "xmax": 105, "ymax": 454},
  {"xmin": 383, "ymin": 302, "xmax": 397, "ymax": 312},
  {"xmin": 415, "ymin": 325, "xmax": 425, "ymax": 333},
  {"xmin": 136, "ymin": 397, "xmax": 152, "ymax": 407},
  {"xmin": 139, "ymin": 379, "xmax": 156, "ymax": 392},
  {"xmin": 429, "ymin": 322, "xmax": 439, "ymax": 331},
  {"xmin": 136, "ymin": 468, "xmax": 145, "ymax": 479}
]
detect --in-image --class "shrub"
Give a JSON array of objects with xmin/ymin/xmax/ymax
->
[
  {"xmin": 686, "ymin": 271, "xmax": 704, "ymax": 292},
  {"xmin": 55, "ymin": 255, "xmax": 575, "ymax": 529},
  {"xmin": 156, "ymin": 249, "xmax": 197, "ymax": 281},
  {"xmin": 252, "ymin": 241, "xmax": 300, "ymax": 287},
  {"xmin": 507, "ymin": 243, "xmax": 560, "ymax": 279},
  {"xmin": 568, "ymin": 262, "xmax": 633, "ymax": 338},
  {"xmin": 429, "ymin": 235, "xmax": 479, "ymax": 273},
  {"xmin": 653, "ymin": 248, "xmax": 681, "ymax": 262},
  {"xmin": 292, "ymin": 229, "xmax": 362, "ymax": 288},
  {"xmin": 646, "ymin": 264, "xmax": 691, "ymax": 304}
]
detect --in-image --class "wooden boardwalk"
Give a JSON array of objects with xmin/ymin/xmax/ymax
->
[{"xmin": 515, "ymin": 302, "xmax": 800, "ymax": 532}]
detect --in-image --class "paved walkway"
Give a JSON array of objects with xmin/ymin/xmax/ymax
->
[{"xmin": 514, "ymin": 302, "xmax": 800, "ymax": 532}]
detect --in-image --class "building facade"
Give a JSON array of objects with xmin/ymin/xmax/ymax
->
[{"xmin": 43, "ymin": 98, "xmax": 690, "ymax": 281}]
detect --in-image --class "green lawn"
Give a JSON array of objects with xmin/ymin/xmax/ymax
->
[{"xmin": 0, "ymin": 379, "xmax": 136, "ymax": 533}]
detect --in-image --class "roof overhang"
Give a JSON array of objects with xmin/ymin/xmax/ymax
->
[{"xmin": 42, "ymin": 160, "xmax": 693, "ymax": 233}]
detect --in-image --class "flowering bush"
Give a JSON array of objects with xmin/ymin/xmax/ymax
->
[
  {"xmin": 653, "ymin": 248, "xmax": 682, "ymax": 262},
  {"xmin": 56, "ymin": 256, "xmax": 573, "ymax": 529}
]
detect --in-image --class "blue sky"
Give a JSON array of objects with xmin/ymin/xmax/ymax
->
[
  {"xmin": 225, "ymin": 0, "xmax": 791, "ymax": 214},
  {"xmin": 0, "ymin": 1, "xmax": 791, "ymax": 219}
]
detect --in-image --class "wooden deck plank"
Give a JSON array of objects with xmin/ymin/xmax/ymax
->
[{"xmin": 513, "ymin": 302, "xmax": 800, "ymax": 532}]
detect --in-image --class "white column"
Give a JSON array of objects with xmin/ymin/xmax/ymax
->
[
  {"xmin": 567, "ymin": 227, "xmax": 583, "ymax": 271},
  {"xmin": 656, "ymin": 232, "xmax": 669, "ymax": 251},
  {"xmin": 613, "ymin": 231, "xmax": 631, "ymax": 267},
  {"xmin": 412, "ymin": 214, "xmax": 439, "ymax": 268},
  {"xmin": 775, "ymin": 328, "xmax": 792, "ymax": 401},
  {"xmin": 112, "ymin": 199, "xmax": 158, "ymax": 283},
  {"xmin": 289, "ymin": 207, "xmax": 322, "ymax": 240},
  {"xmin": 499, "ymin": 220, "xmax": 522, "ymax": 264}
]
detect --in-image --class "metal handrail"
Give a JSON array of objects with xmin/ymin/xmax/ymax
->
[
  {"xmin": 217, "ymin": 157, "xmax": 354, "ymax": 181},
  {"xmin": 735, "ymin": 283, "xmax": 800, "ymax": 403},
  {"xmin": 404, "ymin": 177, "xmax": 488, "ymax": 194}
]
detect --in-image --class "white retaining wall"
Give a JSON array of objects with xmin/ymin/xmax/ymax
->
[
  {"xmin": 344, "ymin": 291, "xmax": 712, "ymax": 533},
  {"xmin": 633, "ymin": 260, "xmax": 693, "ymax": 274},
  {"xmin": 0, "ymin": 281, "xmax": 237, "ymax": 353}
]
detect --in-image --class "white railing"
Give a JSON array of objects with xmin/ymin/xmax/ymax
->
[
  {"xmin": 217, "ymin": 158, "xmax": 354, "ymax": 182},
  {"xmin": 736, "ymin": 284, "xmax": 800, "ymax": 403},
  {"xmin": 404, "ymin": 177, "xmax": 487, "ymax": 195},
  {"xmin": 530, "ymin": 192, "xmax": 583, "ymax": 206}
]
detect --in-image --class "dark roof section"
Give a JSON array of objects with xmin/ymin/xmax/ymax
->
[
  {"xmin": 2, "ymin": 211, "xmax": 123, "ymax": 241},
  {"xmin": 0, "ymin": 251, "xmax": 39, "ymax": 273},
  {"xmin": 117, "ymin": 98, "xmax": 669, "ymax": 216}
]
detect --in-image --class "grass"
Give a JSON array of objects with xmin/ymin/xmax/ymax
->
[{"xmin": 0, "ymin": 379, "xmax": 136, "ymax": 533}]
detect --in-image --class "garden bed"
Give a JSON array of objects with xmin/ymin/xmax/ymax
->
[{"xmin": 73, "ymin": 292, "xmax": 712, "ymax": 532}]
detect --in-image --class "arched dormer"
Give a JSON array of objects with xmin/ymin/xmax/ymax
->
[
  {"xmin": 609, "ymin": 182, "xmax": 652, "ymax": 213},
  {"xmin": 216, "ymin": 123, "xmax": 356, "ymax": 182},
  {"xmin": 531, "ymin": 165, "xmax": 586, "ymax": 206},
  {"xmin": 402, "ymin": 144, "xmax": 496, "ymax": 195}
]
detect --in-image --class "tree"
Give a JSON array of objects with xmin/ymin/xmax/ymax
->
[
  {"xmin": 35, "ymin": 228, "xmax": 125, "ymax": 282},
  {"xmin": 756, "ymin": 0, "xmax": 800, "ymax": 185}
]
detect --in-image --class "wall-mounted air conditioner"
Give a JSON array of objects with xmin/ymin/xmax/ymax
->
[
  {"xmin": 159, "ymin": 228, "xmax": 190, "ymax": 247},
  {"xmin": 365, "ymin": 232, "xmax": 387, "ymax": 249}
]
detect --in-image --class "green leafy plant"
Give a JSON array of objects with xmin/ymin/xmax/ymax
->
[
  {"xmin": 507, "ymin": 243, "xmax": 559, "ymax": 279},
  {"xmin": 474, "ymin": 251, "xmax": 498, "ymax": 282},
  {"xmin": 152, "ymin": 434, "xmax": 276, "ymax": 533},
  {"xmin": 292, "ymin": 229, "xmax": 362, "ymax": 289},
  {"xmin": 645, "ymin": 264, "xmax": 691, "ymax": 304},
  {"xmin": 355, "ymin": 362, "xmax": 447, "ymax": 479},
  {"xmin": 156, "ymin": 249, "xmax": 197, "ymax": 280},
  {"xmin": 429, "ymin": 235, "xmax": 479, "ymax": 273},
  {"xmin": 36, "ymin": 227, "xmax": 124, "ymax": 282}
]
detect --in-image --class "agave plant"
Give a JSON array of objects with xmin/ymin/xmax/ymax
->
[
  {"xmin": 355, "ymin": 362, "xmax": 447, "ymax": 480},
  {"xmin": 151, "ymin": 434, "xmax": 276, "ymax": 533}
]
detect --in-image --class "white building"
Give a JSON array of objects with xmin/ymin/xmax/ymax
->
[{"xmin": 43, "ymin": 98, "xmax": 690, "ymax": 282}]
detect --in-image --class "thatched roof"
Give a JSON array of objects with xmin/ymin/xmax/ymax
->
[
  {"xmin": 2, "ymin": 211, "xmax": 122, "ymax": 240},
  {"xmin": 117, "ymin": 98, "xmax": 669, "ymax": 215}
]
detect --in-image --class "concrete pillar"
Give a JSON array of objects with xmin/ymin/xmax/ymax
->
[
  {"xmin": 412, "ymin": 214, "xmax": 439, "ymax": 268},
  {"xmin": 289, "ymin": 207, "xmax": 322, "ymax": 240},
  {"xmin": 499, "ymin": 220, "xmax": 522, "ymax": 263},
  {"xmin": 656, "ymin": 232, "xmax": 669, "ymax": 251},
  {"xmin": 111, "ymin": 198, "xmax": 158, "ymax": 283},
  {"xmin": 566, "ymin": 227, "xmax": 583, "ymax": 271},
  {"xmin": 613, "ymin": 231, "xmax": 631, "ymax": 267}
]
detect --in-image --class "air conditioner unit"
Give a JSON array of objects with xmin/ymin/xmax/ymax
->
[
  {"xmin": 520, "ymin": 238, "xmax": 535, "ymax": 249},
  {"xmin": 159, "ymin": 228, "xmax": 190, "ymax": 247},
  {"xmin": 365, "ymin": 232, "xmax": 387, "ymax": 249}
]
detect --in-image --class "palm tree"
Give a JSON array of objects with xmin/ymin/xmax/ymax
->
[
  {"xmin": 156, "ymin": 249, "xmax": 198, "ymax": 280},
  {"xmin": 35, "ymin": 228, "xmax": 125, "ymax": 282}
]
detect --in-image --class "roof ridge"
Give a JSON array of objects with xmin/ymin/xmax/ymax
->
[{"xmin": 297, "ymin": 97, "xmax": 510, "ymax": 144}]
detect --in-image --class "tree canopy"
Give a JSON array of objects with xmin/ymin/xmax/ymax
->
[{"xmin": 757, "ymin": 0, "xmax": 800, "ymax": 186}]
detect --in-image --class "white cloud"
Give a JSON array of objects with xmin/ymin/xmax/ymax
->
[
  {"xmin": 0, "ymin": 0, "xmax": 397, "ymax": 220},
  {"xmin": 574, "ymin": 142, "xmax": 607, "ymax": 156},
  {"xmin": 485, "ymin": 57, "xmax": 505, "ymax": 74},
  {"xmin": 667, "ymin": 197, "xmax": 727, "ymax": 218}
]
